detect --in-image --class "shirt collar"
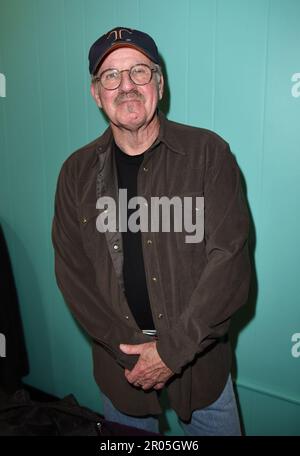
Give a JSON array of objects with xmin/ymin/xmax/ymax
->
[
  {"xmin": 91, "ymin": 110, "xmax": 186, "ymax": 167},
  {"xmin": 156, "ymin": 111, "xmax": 186, "ymax": 155}
]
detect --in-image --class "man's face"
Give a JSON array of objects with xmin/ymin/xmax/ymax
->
[{"xmin": 90, "ymin": 47, "xmax": 164, "ymax": 131}]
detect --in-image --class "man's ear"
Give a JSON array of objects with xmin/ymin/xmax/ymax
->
[
  {"xmin": 90, "ymin": 83, "xmax": 102, "ymax": 108},
  {"xmin": 158, "ymin": 74, "xmax": 164, "ymax": 101}
]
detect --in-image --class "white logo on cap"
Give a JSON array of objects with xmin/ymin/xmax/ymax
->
[{"xmin": 107, "ymin": 28, "xmax": 133, "ymax": 41}]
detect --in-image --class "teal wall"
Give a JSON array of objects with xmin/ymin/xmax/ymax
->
[{"xmin": 0, "ymin": 0, "xmax": 299, "ymax": 435}]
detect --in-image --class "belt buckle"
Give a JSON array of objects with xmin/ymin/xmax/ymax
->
[{"xmin": 142, "ymin": 329, "xmax": 157, "ymax": 339}]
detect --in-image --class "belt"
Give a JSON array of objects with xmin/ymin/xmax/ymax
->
[{"xmin": 142, "ymin": 329, "xmax": 157, "ymax": 338}]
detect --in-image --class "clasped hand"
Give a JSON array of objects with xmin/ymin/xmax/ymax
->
[{"xmin": 119, "ymin": 341, "xmax": 174, "ymax": 390}]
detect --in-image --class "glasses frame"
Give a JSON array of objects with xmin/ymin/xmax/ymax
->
[{"xmin": 93, "ymin": 63, "xmax": 158, "ymax": 90}]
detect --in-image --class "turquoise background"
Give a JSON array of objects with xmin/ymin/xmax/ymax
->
[{"xmin": 0, "ymin": 0, "xmax": 299, "ymax": 435}]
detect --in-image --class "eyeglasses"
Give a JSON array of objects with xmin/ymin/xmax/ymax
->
[{"xmin": 93, "ymin": 63, "xmax": 158, "ymax": 90}]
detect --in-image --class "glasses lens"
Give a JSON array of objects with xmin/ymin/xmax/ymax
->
[
  {"xmin": 101, "ymin": 69, "xmax": 120, "ymax": 89},
  {"xmin": 99, "ymin": 64, "xmax": 153, "ymax": 89},
  {"xmin": 130, "ymin": 64, "xmax": 152, "ymax": 85}
]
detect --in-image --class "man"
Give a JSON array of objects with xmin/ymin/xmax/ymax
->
[{"xmin": 52, "ymin": 26, "xmax": 251, "ymax": 435}]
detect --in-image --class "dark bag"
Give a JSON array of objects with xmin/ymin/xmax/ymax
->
[{"xmin": 0, "ymin": 389, "xmax": 158, "ymax": 436}]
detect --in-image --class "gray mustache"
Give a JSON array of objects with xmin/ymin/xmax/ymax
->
[{"xmin": 114, "ymin": 90, "xmax": 145, "ymax": 105}]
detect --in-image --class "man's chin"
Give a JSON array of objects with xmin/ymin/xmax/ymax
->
[{"xmin": 116, "ymin": 109, "xmax": 146, "ymax": 129}]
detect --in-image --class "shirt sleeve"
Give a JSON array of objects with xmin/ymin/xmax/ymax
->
[
  {"xmin": 52, "ymin": 158, "xmax": 140, "ymax": 371},
  {"xmin": 156, "ymin": 143, "xmax": 251, "ymax": 374}
]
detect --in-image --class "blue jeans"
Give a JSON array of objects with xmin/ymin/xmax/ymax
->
[{"xmin": 102, "ymin": 374, "xmax": 241, "ymax": 436}]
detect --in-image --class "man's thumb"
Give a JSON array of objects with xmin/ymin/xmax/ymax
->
[{"xmin": 119, "ymin": 343, "xmax": 142, "ymax": 355}]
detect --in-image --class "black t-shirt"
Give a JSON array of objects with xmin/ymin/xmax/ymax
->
[{"xmin": 114, "ymin": 142, "xmax": 155, "ymax": 331}]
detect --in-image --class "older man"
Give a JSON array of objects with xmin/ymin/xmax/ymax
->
[{"xmin": 52, "ymin": 27, "xmax": 251, "ymax": 435}]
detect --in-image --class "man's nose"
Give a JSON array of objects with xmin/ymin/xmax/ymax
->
[{"xmin": 118, "ymin": 70, "xmax": 136, "ymax": 91}]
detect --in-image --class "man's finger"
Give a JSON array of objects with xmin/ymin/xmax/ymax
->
[
  {"xmin": 125, "ymin": 361, "xmax": 144, "ymax": 383},
  {"xmin": 153, "ymin": 382, "xmax": 165, "ymax": 390},
  {"xmin": 119, "ymin": 343, "xmax": 144, "ymax": 355}
]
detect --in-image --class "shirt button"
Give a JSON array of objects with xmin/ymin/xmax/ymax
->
[
  {"xmin": 82, "ymin": 217, "xmax": 87, "ymax": 224},
  {"xmin": 147, "ymin": 239, "xmax": 152, "ymax": 245},
  {"xmin": 158, "ymin": 313, "xmax": 163, "ymax": 319},
  {"xmin": 152, "ymin": 276, "xmax": 157, "ymax": 282},
  {"xmin": 143, "ymin": 166, "xmax": 148, "ymax": 172},
  {"xmin": 125, "ymin": 315, "xmax": 129, "ymax": 320},
  {"xmin": 113, "ymin": 244, "xmax": 119, "ymax": 251}
]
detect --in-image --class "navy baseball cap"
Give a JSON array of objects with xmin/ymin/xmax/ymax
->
[{"xmin": 88, "ymin": 27, "xmax": 160, "ymax": 75}]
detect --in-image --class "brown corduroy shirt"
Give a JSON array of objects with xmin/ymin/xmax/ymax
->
[{"xmin": 52, "ymin": 112, "xmax": 251, "ymax": 421}]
